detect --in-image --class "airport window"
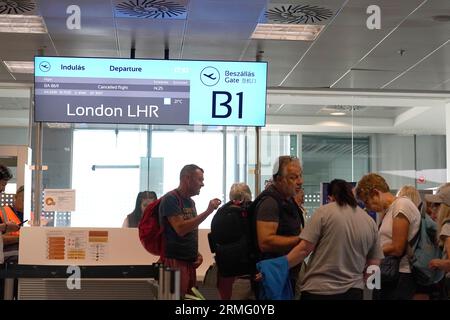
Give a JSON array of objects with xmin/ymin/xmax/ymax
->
[
  {"xmin": 71, "ymin": 128, "xmax": 147, "ymax": 227},
  {"xmin": 63, "ymin": 127, "xmax": 442, "ymax": 227},
  {"xmin": 152, "ymin": 129, "xmax": 224, "ymax": 229}
]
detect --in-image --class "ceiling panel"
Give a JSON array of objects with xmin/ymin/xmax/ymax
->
[
  {"xmin": 270, "ymin": 103, "xmax": 409, "ymax": 118},
  {"xmin": 355, "ymin": 26, "xmax": 450, "ymax": 74},
  {"xmin": 115, "ymin": 18, "xmax": 186, "ymax": 36},
  {"xmin": 280, "ymin": 67, "xmax": 354, "ymax": 88},
  {"xmin": 388, "ymin": 105, "xmax": 446, "ymax": 135},
  {"xmin": 0, "ymin": 74, "xmax": 13, "ymax": 82},
  {"xmin": 334, "ymin": 70, "xmax": 402, "ymax": 89},
  {"xmin": 267, "ymin": 104, "xmax": 321, "ymax": 116},
  {"xmin": 399, "ymin": 43, "xmax": 450, "ymax": 74},
  {"xmin": 38, "ymin": 0, "xmax": 114, "ymax": 18},
  {"xmin": 181, "ymin": 39, "xmax": 250, "ymax": 60},
  {"xmin": 241, "ymin": 40, "xmax": 312, "ymax": 85},
  {"xmin": 11, "ymin": 74, "xmax": 34, "ymax": 82},
  {"xmin": 338, "ymin": 0, "xmax": 432, "ymax": 28},
  {"xmin": 281, "ymin": 0, "xmax": 434, "ymax": 87},
  {"xmin": 384, "ymin": 71, "xmax": 450, "ymax": 90},
  {"xmin": 433, "ymin": 79, "xmax": 450, "ymax": 91},
  {"xmin": 185, "ymin": 20, "xmax": 257, "ymax": 41},
  {"xmin": 44, "ymin": 17, "xmax": 116, "ymax": 37},
  {"xmin": 0, "ymin": 33, "xmax": 56, "ymax": 60},
  {"xmin": 188, "ymin": 0, "xmax": 265, "ymax": 22},
  {"xmin": 0, "ymin": 0, "xmax": 447, "ymax": 132},
  {"xmin": 50, "ymin": 34, "xmax": 117, "ymax": 53},
  {"xmin": 116, "ymin": 18, "xmax": 185, "ymax": 58}
]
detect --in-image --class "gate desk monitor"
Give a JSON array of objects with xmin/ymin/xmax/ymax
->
[{"xmin": 34, "ymin": 56, "xmax": 267, "ymax": 127}]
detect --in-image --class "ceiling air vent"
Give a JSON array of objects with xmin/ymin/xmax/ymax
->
[
  {"xmin": 266, "ymin": 4, "xmax": 333, "ymax": 24},
  {"xmin": 0, "ymin": 0, "xmax": 35, "ymax": 14},
  {"xmin": 115, "ymin": 0, "xmax": 187, "ymax": 19}
]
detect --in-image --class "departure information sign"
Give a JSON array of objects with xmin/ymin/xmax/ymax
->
[{"xmin": 34, "ymin": 56, "xmax": 267, "ymax": 126}]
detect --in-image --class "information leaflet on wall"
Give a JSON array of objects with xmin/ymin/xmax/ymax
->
[
  {"xmin": 46, "ymin": 229, "xmax": 109, "ymax": 262},
  {"xmin": 43, "ymin": 189, "xmax": 76, "ymax": 212},
  {"xmin": 20, "ymin": 227, "xmax": 157, "ymax": 266},
  {"xmin": 34, "ymin": 56, "xmax": 267, "ymax": 126}
]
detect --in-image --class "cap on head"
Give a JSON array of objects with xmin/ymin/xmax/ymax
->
[{"xmin": 425, "ymin": 184, "xmax": 450, "ymax": 207}]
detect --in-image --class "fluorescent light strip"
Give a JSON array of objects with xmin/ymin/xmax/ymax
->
[
  {"xmin": 0, "ymin": 15, "xmax": 47, "ymax": 34},
  {"xmin": 3, "ymin": 61, "xmax": 34, "ymax": 74},
  {"xmin": 251, "ymin": 23, "xmax": 324, "ymax": 41},
  {"xmin": 330, "ymin": 112, "xmax": 346, "ymax": 116}
]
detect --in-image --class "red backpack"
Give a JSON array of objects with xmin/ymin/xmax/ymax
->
[{"xmin": 138, "ymin": 190, "xmax": 181, "ymax": 259}]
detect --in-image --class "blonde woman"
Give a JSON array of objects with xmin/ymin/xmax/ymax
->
[
  {"xmin": 396, "ymin": 185, "xmax": 443, "ymax": 299},
  {"xmin": 355, "ymin": 174, "xmax": 421, "ymax": 300},
  {"xmin": 397, "ymin": 185, "xmax": 422, "ymax": 209}
]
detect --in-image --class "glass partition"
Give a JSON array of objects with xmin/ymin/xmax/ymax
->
[
  {"xmin": 71, "ymin": 128, "xmax": 147, "ymax": 227},
  {"xmin": 1, "ymin": 83, "xmax": 448, "ymax": 228},
  {"xmin": 59, "ymin": 104, "xmax": 447, "ymax": 226},
  {"xmin": 0, "ymin": 86, "xmax": 31, "ymax": 147},
  {"xmin": 354, "ymin": 107, "xmax": 446, "ymax": 193}
]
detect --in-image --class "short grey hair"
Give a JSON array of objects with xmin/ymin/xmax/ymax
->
[
  {"xmin": 179, "ymin": 164, "xmax": 204, "ymax": 180},
  {"xmin": 272, "ymin": 155, "xmax": 301, "ymax": 180},
  {"xmin": 229, "ymin": 183, "xmax": 252, "ymax": 202}
]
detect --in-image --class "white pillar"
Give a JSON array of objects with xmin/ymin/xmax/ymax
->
[{"xmin": 446, "ymin": 102, "xmax": 450, "ymax": 182}]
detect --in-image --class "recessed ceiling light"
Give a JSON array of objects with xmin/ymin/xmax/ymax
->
[
  {"xmin": 330, "ymin": 112, "xmax": 346, "ymax": 116},
  {"xmin": 3, "ymin": 61, "xmax": 34, "ymax": 74},
  {"xmin": 0, "ymin": 15, "xmax": 48, "ymax": 34},
  {"xmin": 251, "ymin": 23, "xmax": 324, "ymax": 41}
]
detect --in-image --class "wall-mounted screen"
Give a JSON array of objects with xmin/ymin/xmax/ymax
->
[{"xmin": 34, "ymin": 56, "xmax": 267, "ymax": 126}]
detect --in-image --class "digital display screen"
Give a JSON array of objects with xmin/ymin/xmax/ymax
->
[{"xmin": 34, "ymin": 56, "xmax": 267, "ymax": 126}]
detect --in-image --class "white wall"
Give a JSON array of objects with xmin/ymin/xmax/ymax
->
[
  {"xmin": 0, "ymin": 127, "xmax": 28, "ymax": 145},
  {"xmin": 370, "ymin": 134, "xmax": 446, "ymax": 189}
]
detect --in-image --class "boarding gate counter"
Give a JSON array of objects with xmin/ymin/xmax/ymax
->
[{"xmin": 0, "ymin": 227, "xmax": 180, "ymax": 300}]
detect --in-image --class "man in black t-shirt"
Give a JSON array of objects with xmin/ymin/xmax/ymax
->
[
  {"xmin": 159, "ymin": 164, "xmax": 221, "ymax": 297},
  {"xmin": 255, "ymin": 156, "xmax": 304, "ymax": 290}
]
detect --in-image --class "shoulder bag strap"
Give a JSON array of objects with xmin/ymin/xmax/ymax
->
[{"xmin": 171, "ymin": 189, "xmax": 184, "ymax": 210}]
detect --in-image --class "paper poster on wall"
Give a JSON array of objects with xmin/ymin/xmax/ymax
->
[
  {"xmin": 44, "ymin": 189, "xmax": 76, "ymax": 211},
  {"xmin": 46, "ymin": 230, "xmax": 66, "ymax": 260},
  {"xmin": 20, "ymin": 227, "xmax": 157, "ymax": 266},
  {"xmin": 87, "ymin": 230, "xmax": 109, "ymax": 262},
  {"xmin": 66, "ymin": 230, "xmax": 88, "ymax": 260}
]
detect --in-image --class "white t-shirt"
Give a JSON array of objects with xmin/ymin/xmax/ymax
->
[
  {"xmin": 379, "ymin": 197, "xmax": 421, "ymax": 273},
  {"xmin": 440, "ymin": 222, "xmax": 450, "ymax": 260}
]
